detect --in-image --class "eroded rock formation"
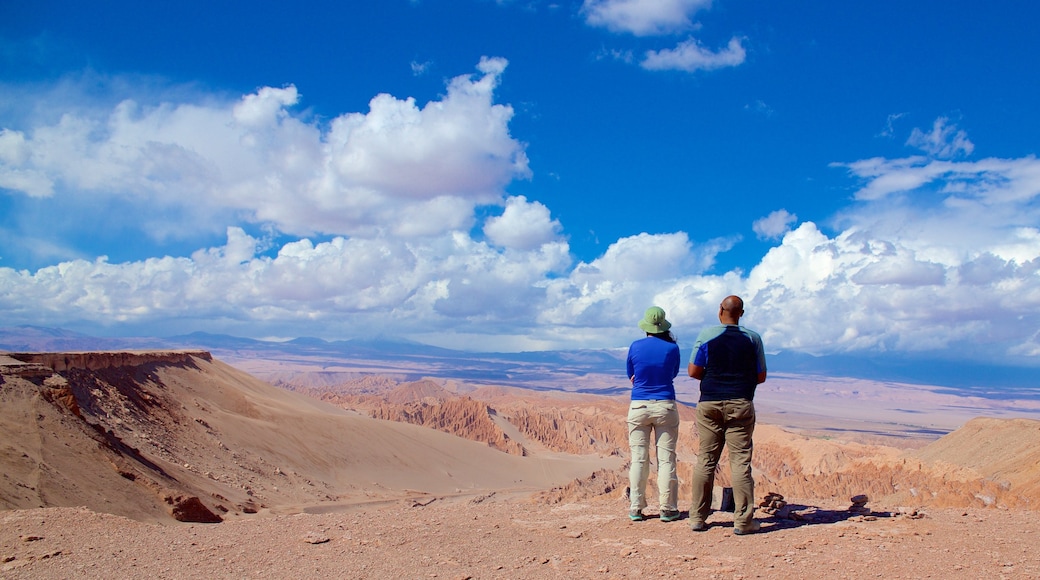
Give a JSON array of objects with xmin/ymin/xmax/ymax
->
[{"xmin": 313, "ymin": 374, "xmax": 1040, "ymax": 511}]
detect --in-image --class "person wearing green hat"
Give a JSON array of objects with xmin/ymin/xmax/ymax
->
[{"xmin": 625, "ymin": 305, "xmax": 681, "ymax": 522}]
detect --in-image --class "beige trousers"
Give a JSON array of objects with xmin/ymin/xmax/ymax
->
[
  {"xmin": 690, "ymin": 398, "xmax": 756, "ymax": 530},
  {"xmin": 627, "ymin": 399, "xmax": 680, "ymax": 512}
]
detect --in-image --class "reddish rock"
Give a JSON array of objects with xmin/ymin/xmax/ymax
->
[{"xmin": 164, "ymin": 494, "xmax": 223, "ymax": 523}]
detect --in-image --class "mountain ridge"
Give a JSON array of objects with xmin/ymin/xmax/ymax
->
[{"xmin": 3, "ymin": 325, "xmax": 1040, "ymax": 397}]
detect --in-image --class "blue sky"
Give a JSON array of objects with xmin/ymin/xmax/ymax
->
[{"xmin": 1, "ymin": 1, "xmax": 1039, "ymax": 365}]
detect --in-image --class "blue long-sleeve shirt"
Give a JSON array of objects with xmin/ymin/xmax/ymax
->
[{"xmin": 627, "ymin": 336, "xmax": 680, "ymax": 400}]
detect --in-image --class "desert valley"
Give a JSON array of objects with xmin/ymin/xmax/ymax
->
[{"xmin": 2, "ymin": 347, "xmax": 1040, "ymax": 578}]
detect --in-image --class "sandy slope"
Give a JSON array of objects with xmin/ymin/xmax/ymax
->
[{"xmin": 0, "ymin": 352, "xmax": 617, "ymax": 523}]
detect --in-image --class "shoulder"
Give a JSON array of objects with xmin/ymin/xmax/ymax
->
[
  {"xmin": 737, "ymin": 326, "xmax": 765, "ymax": 350},
  {"xmin": 737, "ymin": 326, "xmax": 763, "ymax": 341},
  {"xmin": 693, "ymin": 325, "xmax": 726, "ymax": 348},
  {"xmin": 629, "ymin": 336, "xmax": 654, "ymax": 350},
  {"xmin": 695, "ymin": 325, "xmax": 726, "ymax": 340}
]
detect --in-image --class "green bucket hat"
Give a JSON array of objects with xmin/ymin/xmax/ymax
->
[{"xmin": 638, "ymin": 306, "xmax": 671, "ymax": 334}]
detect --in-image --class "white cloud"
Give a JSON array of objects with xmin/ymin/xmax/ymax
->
[
  {"xmin": 737, "ymin": 141, "xmax": 1040, "ymax": 356},
  {"xmin": 581, "ymin": 0, "xmax": 711, "ymax": 36},
  {"xmin": 232, "ymin": 86, "xmax": 299, "ymax": 127},
  {"xmin": 641, "ymin": 37, "xmax": 746, "ymax": 72},
  {"xmin": 740, "ymin": 220, "xmax": 1038, "ymax": 356},
  {"xmin": 0, "ymin": 226, "xmax": 571, "ymax": 337},
  {"xmin": 850, "ymin": 254, "xmax": 946, "ymax": 286},
  {"xmin": 3, "ymin": 73, "xmax": 1040, "ymax": 364},
  {"xmin": 0, "ymin": 58, "xmax": 529, "ymax": 243},
  {"xmin": 906, "ymin": 116, "xmax": 974, "ymax": 159},
  {"xmin": 840, "ymin": 155, "xmax": 1040, "ymax": 206},
  {"xmin": 410, "ymin": 60, "xmax": 432, "ymax": 76},
  {"xmin": 0, "ymin": 128, "xmax": 54, "ymax": 197},
  {"xmin": 580, "ymin": 232, "xmax": 695, "ymax": 282},
  {"xmin": 483, "ymin": 195, "xmax": 563, "ymax": 250},
  {"xmin": 581, "ymin": 0, "xmax": 746, "ymax": 75},
  {"xmin": 534, "ymin": 232, "xmax": 729, "ymax": 344},
  {"xmin": 878, "ymin": 112, "xmax": 907, "ymax": 138},
  {"xmin": 328, "ymin": 56, "xmax": 527, "ymax": 208},
  {"xmin": 753, "ymin": 209, "xmax": 798, "ymax": 240}
]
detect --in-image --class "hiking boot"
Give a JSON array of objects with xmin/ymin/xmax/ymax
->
[
  {"xmin": 660, "ymin": 509, "xmax": 680, "ymax": 522},
  {"xmin": 689, "ymin": 521, "xmax": 707, "ymax": 532},
  {"xmin": 628, "ymin": 509, "xmax": 645, "ymax": 521},
  {"xmin": 733, "ymin": 521, "xmax": 761, "ymax": 535}
]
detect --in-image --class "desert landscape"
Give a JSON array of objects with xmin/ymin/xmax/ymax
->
[{"xmin": 2, "ymin": 349, "xmax": 1040, "ymax": 578}]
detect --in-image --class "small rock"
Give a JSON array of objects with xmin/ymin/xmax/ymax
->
[{"xmin": 303, "ymin": 532, "xmax": 330, "ymax": 545}]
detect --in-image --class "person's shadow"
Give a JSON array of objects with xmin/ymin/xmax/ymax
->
[
  {"xmin": 669, "ymin": 503, "xmax": 878, "ymax": 534},
  {"xmin": 755, "ymin": 502, "xmax": 874, "ymax": 533}
]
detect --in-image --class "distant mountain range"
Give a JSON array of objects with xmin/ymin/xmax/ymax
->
[{"xmin": 1, "ymin": 325, "xmax": 1037, "ymax": 398}]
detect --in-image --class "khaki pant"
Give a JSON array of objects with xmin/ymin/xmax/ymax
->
[
  {"xmin": 627, "ymin": 399, "xmax": 679, "ymax": 512},
  {"xmin": 691, "ymin": 399, "xmax": 756, "ymax": 529}
]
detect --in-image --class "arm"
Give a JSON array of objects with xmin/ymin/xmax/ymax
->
[
  {"xmin": 754, "ymin": 332, "xmax": 767, "ymax": 384},
  {"xmin": 689, "ymin": 339, "xmax": 706, "ymax": 379},
  {"xmin": 688, "ymin": 362, "xmax": 704, "ymax": 380}
]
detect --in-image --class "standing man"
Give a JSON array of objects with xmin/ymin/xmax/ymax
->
[{"xmin": 687, "ymin": 295, "xmax": 767, "ymax": 534}]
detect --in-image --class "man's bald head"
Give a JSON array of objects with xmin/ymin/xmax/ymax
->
[{"xmin": 719, "ymin": 295, "xmax": 744, "ymax": 324}]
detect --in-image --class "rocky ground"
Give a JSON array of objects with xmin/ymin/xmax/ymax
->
[{"xmin": 2, "ymin": 494, "xmax": 1037, "ymax": 579}]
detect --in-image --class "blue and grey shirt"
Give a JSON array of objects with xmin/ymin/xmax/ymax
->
[{"xmin": 690, "ymin": 324, "xmax": 766, "ymax": 402}]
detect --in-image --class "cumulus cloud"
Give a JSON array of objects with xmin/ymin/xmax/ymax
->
[
  {"xmin": 642, "ymin": 37, "xmax": 746, "ymax": 72},
  {"xmin": 533, "ymin": 231, "xmax": 736, "ymax": 344},
  {"xmin": 581, "ymin": 0, "xmax": 711, "ymax": 36},
  {"xmin": 0, "ymin": 226, "xmax": 570, "ymax": 341},
  {"xmin": 483, "ymin": 195, "xmax": 563, "ymax": 250},
  {"xmin": 0, "ymin": 58, "xmax": 529, "ymax": 243},
  {"xmin": 738, "ymin": 136, "xmax": 1040, "ymax": 357},
  {"xmin": 3, "ymin": 76, "xmax": 1040, "ymax": 362},
  {"xmin": 742, "ymin": 218, "xmax": 1040, "ymax": 357},
  {"xmin": 753, "ymin": 209, "xmax": 798, "ymax": 240}
]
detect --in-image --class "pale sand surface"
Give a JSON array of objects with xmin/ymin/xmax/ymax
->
[
  {"xmin": 3, "ymin": 500, "xmax": 1039, "ymax": 579},
  {"xmin": 751, "ymin": 373, "xmax": 1040, "ymax": 445}
]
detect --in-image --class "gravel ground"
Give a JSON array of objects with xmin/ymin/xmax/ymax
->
[{"xmin": 3, "ymin": 496, "xmax": 1038, "ymax": 579}]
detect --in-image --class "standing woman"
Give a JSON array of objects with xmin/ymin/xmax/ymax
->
[{"xmin": 626, "ymin": 306, "xmax": 681, "ymax": 522}]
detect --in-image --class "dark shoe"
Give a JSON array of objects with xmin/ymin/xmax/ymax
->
[
  {"xmin": 629, "ymin": 509, "xmax": 645, "ymax": 521},
  {"xmin": 660, "ymin": 510, "xmax": 680, "ymax": 522},
  {"xmin": 689, "ymin": 521, "xmax": 707, "ymax": 532},
  {"xmin": 733, "ymin": 521, "xmax": 761, "ymax": 535}
]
